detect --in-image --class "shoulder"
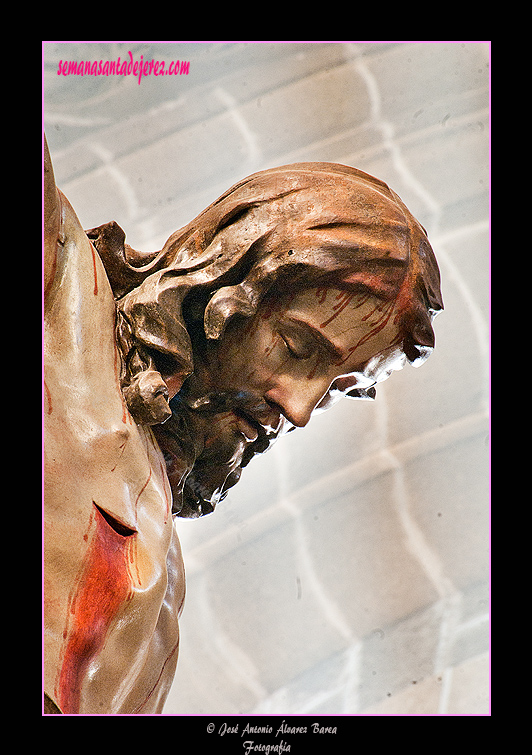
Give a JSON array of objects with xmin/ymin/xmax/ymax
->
[{"xmin": 44, "ymin": 189, "xmax": 115, "ymax": 323}]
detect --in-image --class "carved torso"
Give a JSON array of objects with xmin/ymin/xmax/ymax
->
[{"xmin": 44, "ymin": 193, "xmax": 185, "ymax": 714}]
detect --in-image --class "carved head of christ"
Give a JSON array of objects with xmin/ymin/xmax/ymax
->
[{"xmin": 91, "ymin": 162, "xmax": 443, "ymax": 517}]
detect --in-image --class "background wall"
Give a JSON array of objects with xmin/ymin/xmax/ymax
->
[{"xmin": 43, "ymin": 41, "xmax": 490, "ymax": 716}]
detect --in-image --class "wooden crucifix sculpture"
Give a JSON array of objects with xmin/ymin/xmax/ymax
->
[{"xmin": 44, "ymin": 135, "xmax": 442, "ymax": 714}]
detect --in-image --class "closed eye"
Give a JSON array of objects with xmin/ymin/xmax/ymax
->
[
  {"xmin": 283, "ymin": 317, "xmax": 345, "ymax": 363},
  {"xmin": 280, "ymin": 332, "xmax": 315, "ymax": 360}
]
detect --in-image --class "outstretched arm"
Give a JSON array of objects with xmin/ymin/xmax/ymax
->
[{"xmin": 44, "ymin": 133, "xmax": 61, "ymax": 299}]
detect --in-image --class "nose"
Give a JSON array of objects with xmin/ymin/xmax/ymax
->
[{"xmin": 265, "ymin": 379, "xmax": 330, "ymax": 428}]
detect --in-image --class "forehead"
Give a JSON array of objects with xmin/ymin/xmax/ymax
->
[{"xmin": 276, "ymin": 287, "xmax": 401, "ymax": 372}]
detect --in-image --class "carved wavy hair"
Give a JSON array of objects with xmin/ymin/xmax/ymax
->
[{"xmin": 87, "ymin": 162, "xmax": 443, "ymax": 425}]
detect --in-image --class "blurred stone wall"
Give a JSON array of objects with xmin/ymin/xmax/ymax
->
[{"xmin": 43, "ymin": 41, "xmax": 489, "ymax": 715}]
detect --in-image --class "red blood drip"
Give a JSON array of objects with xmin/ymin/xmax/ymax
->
[{"xmin": 56, "ymin": 505, "xmax": 133, "ymax": 714}]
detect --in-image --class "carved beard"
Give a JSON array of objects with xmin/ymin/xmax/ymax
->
[{"xmin": 152, "ymin": 390, "xmax": 288, "ymax": 518}]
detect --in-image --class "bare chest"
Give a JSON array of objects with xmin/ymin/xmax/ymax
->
[{"xmin": 44, "ymin": 209, "xmax": 184, "ymax": 713}]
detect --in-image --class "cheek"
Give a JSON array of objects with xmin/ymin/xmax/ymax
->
[
  {"xmin": 253, "ymin": 329, "xmax": 296, "ymax": 386},
  {"xmin": 221, "ymin": 321, "xmax": 284, "ymax": 386}
]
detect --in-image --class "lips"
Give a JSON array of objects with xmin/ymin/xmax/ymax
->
[
  {"xmin": 234, "ymin": 411, "xmax": 260, "ymax": 442},
  {"xmin": 180, "ymin": 390, "xmax": 284, "ymax": 443}
]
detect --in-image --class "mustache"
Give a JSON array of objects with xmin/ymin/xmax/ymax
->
[
  {"xmin": 170, "ymin": 388, "xmax": 292, "ymax": 459},
  {"xmin": 179, "ymin": 389, "xmax": 273, "ymax": 418}
]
